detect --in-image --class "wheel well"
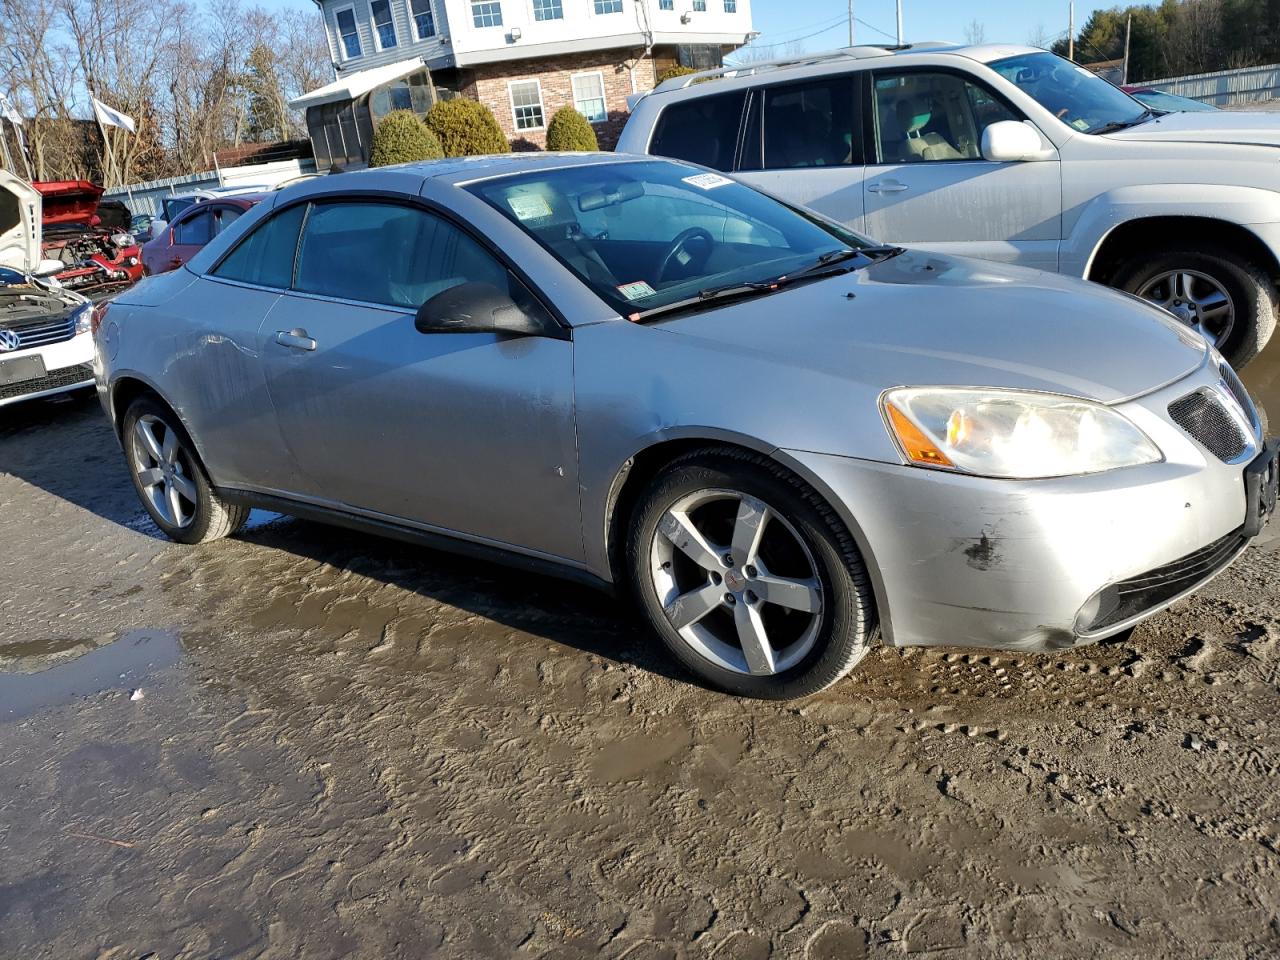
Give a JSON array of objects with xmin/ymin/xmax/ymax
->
[
  {"xmin": 109, "ymin": 377, "xmax": 163, "ymax": 437},
  {"xmin": 1088, "ymin": 217, "xmax": 1280, "ymax": 286}
]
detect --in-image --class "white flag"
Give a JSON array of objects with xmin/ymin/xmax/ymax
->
[
  {"xmin": 0, "ymin": 93, "xmax": 21, "ymax": 126},
  {"xmin": 92, "ymin": 97, "xmax": 135, "ymax": 133}
]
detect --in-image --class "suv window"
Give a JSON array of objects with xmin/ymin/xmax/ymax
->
[
  {"xmin": 872, "ymin": 71, "xmax": 1018, "ymax": 163},
  {"xmin": 212, "ymin": 203, "xmax": 305, "ymax": 288},
  {"xmin": 173, "ymin": 209, "xmax": 214, "ymax": 245},
  {"xmin": 648, "ymin": 90, "xmax": 746, "ymax": 172},
  {"xmin": 293, "ymin": 201, "xmax": 508, "ymax": 309},
  {"xmin": 752, "ymin": 76, "xmax": 861, "ymax": 170}
]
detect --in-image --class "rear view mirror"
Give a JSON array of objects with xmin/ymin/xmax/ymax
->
[
  {"xmin": 578, "ymin": 181, "xmax": 644, "ymax": 212},
  {"xmin": 415, "ymin": 281, "xmax": 548, "ymax": 337},
  {"xmin": 981, "ymin": 120, "xmax": 1051, "ymax": 162}
]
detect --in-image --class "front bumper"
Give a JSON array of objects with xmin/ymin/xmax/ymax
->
[
  {"xmin": 786, "ymin": 367, "xmax": 1269, "ymax": 652},
  {"xmin": 0, "ymin": 331, "xmax": 95, "ymax": 408}
]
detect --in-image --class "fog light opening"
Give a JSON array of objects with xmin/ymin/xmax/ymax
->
[{"xmin": 1075, "ymin": 586, "xmax": 1120, "ymax": 634}]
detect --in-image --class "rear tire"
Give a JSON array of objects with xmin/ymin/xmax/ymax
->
[
  {"xmin": 122, "ymin": 396, "xmax": 248, "ymax": 544},
  {"xmin": 1109, "ymin": 244, "xmax": 1277, "ymax": 368},
  {"xmin": 627, "ymin": 448, "xmax": 877, "ymax": 699}
]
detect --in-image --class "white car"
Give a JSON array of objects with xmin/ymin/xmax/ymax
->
[
  {"xmin": 618, "ymin": 43, "xmax": 1280, "ymax": 367},
  {"xmin": 0, "ymin": 170, "xmax": 95, "ymax": 408}
]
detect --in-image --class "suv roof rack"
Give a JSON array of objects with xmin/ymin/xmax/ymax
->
[{"xmin": 648, "ymin": 41, "xmax": 960, "ymax": 96}]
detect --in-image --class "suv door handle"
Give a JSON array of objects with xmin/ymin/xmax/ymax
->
[
  {"xmin": 867, "ymin": 180, "xmax": 909, "ymax": 194},
  {"xmin": 274, "ymin": 328, "xmax": 317, "ymax": 351}
]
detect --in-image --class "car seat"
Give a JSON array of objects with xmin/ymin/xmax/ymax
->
[{"xmin": 895, "ymin": 97, "xmax": 964, "ymax": 162}]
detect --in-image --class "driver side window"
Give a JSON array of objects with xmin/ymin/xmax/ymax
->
[{"xmin": 873, "ymin": 71, "xmax": 1018, "ymax": 163}]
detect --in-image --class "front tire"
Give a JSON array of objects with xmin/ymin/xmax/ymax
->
[
  {"xmin": 1109, "ymin": 244, "xmax": 1278, "ymax": 368},
  {"xmin": 122, "ymin": 396, "xmax": 248, "ymax": 544},
  {"xmin": 627, "ymin": 449, "xmax": 877, "ymax": 699}
]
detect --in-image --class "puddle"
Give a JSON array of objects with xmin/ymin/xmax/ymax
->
[
  {"xmin": 123, "ymin": 508, "xmax": 285, "ymax": 539},
  {"xmin": 0, "ymin": 629, "xmax": 182, "ymax": 722}
]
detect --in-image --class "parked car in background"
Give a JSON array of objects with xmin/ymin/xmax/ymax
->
[
  {"xmin": 155, "ymin": 184, "xmax": 270, "ymax": 228},
  {"xmin": 1122, "ymin": 87, "xmax": 1219, "ymax": 113},
  {"xmin": 0, "ymin": 171, "xmax": 96, "ymax": 407},
  {"xmin": 33, "ymin": 180, "xmax": 143, "ymax": 296},
  {"xmin": 141, "ymin": 195, "xmax": 262, "ymax": 276},
  {"xmin": 619, "ymin": 42, "xmax": 1280, "ymax": 367},
  {"xmin": 96, "ymin": 155, "xmax": 1277, "ymax": 699}
]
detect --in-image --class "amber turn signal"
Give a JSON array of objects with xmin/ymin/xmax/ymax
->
[{"xmin": 886, "ymin": 401, "xmax": 955, "ymax": 469}]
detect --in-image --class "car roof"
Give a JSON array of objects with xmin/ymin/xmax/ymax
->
[{"xmin": 633, "ymin": 41, "xmax": 1044, "ymax": 105}]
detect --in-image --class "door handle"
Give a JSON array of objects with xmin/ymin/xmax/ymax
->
[
  {"xmin": 274, "ymin": 328, "xmax": 317, "ymax": 351},
  {"xmin": 867, "ymin": 180, "xmax": 909, "ymax": 194}
]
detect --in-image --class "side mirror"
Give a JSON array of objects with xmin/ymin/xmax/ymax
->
[
  {"xmin": 414, "ymin": 281, "xmax": 548, "ymax": 337},
  {"xmin": 981, "ymin": 120, "xmax": 1051, "ymax": 162}
]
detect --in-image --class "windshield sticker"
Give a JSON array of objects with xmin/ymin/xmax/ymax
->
[
  {"xmin": 1071, "ymin": 117, "xmax": 1090, "ymax": 131},
  {"xmin": 507, "ymin": 193, "xmax": 553, "ymax": 221},
  {"xmin": 682, "ymin": 172, "xmax": 733, "ymax": 190},
  {"xmin": 617, "ymin": 280, "xmax": 657, "ymax": 300}
]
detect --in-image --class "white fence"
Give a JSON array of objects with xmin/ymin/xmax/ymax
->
[
  {"xmin": 1134, "ymin": 63, "xmax": 1280, "ymax": 107},
  {"xmin": 104, "ymin": 158, "xmax": 317, "ymax": 217}
]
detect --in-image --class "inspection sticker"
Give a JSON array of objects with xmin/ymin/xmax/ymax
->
[
  {"xmin": 682, "ymin": 172, "xmax": 733, "ymax": 190},
  {"xmin": 507, "ymin": 193, "xmax": 553, "ymax": 221},
  {"xmin": 617, "ymin": 280, "xmax": 657, "ymax": 300}
]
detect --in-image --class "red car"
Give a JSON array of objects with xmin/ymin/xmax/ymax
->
[
  {"xmin": 141, "ymin": 195, "xmax": 263, "ymax": 276},
  {"xmin": 34, "ymin": 180, "xmax": 144, "ymax": 295}
]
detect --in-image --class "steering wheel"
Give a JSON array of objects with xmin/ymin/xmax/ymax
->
[{"xmin": 655, "ymin": 227, "xmax": 714, "ymax": 285}]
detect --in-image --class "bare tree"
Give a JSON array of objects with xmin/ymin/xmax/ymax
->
[
  {"xmin": 964, "ymin": 19, "xmax": 986, "ymax": 45},
  {"xmin": 1027, "ymin": 23, "xmax": 1053, "ymax": 49}
]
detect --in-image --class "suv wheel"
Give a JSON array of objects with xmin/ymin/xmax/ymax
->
[
  {"xmin": 627, "ymin": 449, "xmax": 877, "ymax": 699},
  {"xmin": 1110, "ymin": 245, "xmax": 1278, "ymax": 368},
  {"xmin": 123, "ymin": 396, "xmax": 249, "ymax": 544}
]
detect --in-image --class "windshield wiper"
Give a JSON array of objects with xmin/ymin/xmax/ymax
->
[{"xmin": 1090, "ymin": 110, "xmax": 1155, "ymax": 135}]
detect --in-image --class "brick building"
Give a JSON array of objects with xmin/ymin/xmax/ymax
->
[{"xmin": 290, "ymin": 0, "xmax": 754, "ymax": 165}]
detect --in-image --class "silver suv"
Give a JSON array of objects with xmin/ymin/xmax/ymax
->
[{"xmin": 618, "ymin": 42, "xmax": 1280, "ymax": 367}]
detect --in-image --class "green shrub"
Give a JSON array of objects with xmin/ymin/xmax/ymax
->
[
  {"xmin": 425, "ymin": 97, "xmax": 510, "ymax": 157},
  {"xmin": 545, "ymin": 107, "xmax": 599, "ymax": 152},
  {"xmin": 657, "ymin": 65, "xmax": 697, "ymax": 84},
  {"xmin": 368, "ymin": 110, "xmax": 444, "ymax": 167}
]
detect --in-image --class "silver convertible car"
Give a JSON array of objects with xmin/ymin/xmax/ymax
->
[{"xmin": 94, "ymin": 154, "xmax": 1278, "ymax": 698}]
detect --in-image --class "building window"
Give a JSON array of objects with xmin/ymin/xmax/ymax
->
[
  {"xmin": 335, "ymin": 6, "xmax": 361, "ymax": 58},
  {"xmin": 692, "ymin": 0, "xmax": 705, "ymax": 9},
  {"xmin": 723, "ymin": 0, "xmax": 736, "ymax": 9},
  {"xmin": 370, "ymin": 0, "xmax": 397, "ymax": 48},
  {"xmin": 594, "ymin": 0, "xmax": 622, "ymax": 12},
  {"xmin": 572, "ymin": 72, "xmax": 607, "ymax": 122},
  {"xmin": 659, "ymin": 0, "xmax": 672, "ymax": 7},
  {"xmin": 410, "ymin": 0, "xmax": 436, "ymax": 38},
  {"xmin": 471, "ymin": 0, "xmax": 503, "ymax": 27},
  {"xmin": 509, "ymin": 80, "xmax": 545, "ymax": 130},
  {"xmin": 532, "ymin": 0, "xmax": 562, "ymax": 19}
]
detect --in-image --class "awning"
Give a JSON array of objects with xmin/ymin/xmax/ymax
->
[{"xmin": 287, "ymin": 57, "xmax": 427, "ymax": 111}]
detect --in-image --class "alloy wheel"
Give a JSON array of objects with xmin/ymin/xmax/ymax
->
[
  {"xmin": 649, "ymin": 489, "xmax": 823, "ymax": 676},
  {"xmin": 130, "ymin": 413, "xmax": 198, "ymax": 529},
  {"xmin": 1137, "ymin": 269, "xmax": 1235, "ymax": 347}
]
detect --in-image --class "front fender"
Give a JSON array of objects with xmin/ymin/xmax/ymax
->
[{"xmin": 1063, "ymin": 184, "xmax": 1280, "ymax": 278}]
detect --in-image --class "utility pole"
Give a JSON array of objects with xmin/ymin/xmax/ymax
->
[
  {"xmin": 1122, "ymin": 13, "xmax": 1132, "ymax": 84},
  {"xmin": 896, "ymin": 0, "xmax": 904, "ymax": 44},
  {"xmin": 848, "ymin": 0, "xmax": 854, "ymax": 46},
  {"xmin": 1068, "ymin": 0, "xmax": 1075, "ymax": 61}
]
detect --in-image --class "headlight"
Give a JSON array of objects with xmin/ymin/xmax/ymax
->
[
  {"xmin": 882, "ymin": 387, "xmax": 1162, "ymax": 479},
  {"xmin": 72, "ymin": 303, "xmax": 94, "ymax": 335}
]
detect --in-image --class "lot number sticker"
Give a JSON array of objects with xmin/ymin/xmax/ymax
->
[
  {"xmin": 682, "ymin": 173, "xmax": 733, "ymax": 190},
  {"xmin": 507, "ymin": 193, "xmax": 554, "ymax": 221},
  {"xmin": 617, "ymin": 280, "xmax": 657, "ymax": 300}
]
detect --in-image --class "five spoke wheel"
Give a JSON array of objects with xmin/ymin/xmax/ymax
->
[
  {"xmin": 130, "ymin": 413, "xmax": 198, "ymax": 529},
  {"xmin": 650, "ymin": 489, "xmax": 823, "ymax": 677},
  {"xmin": 1137, "ymin": 269, "xmax": 1235, "ymax": 348}
]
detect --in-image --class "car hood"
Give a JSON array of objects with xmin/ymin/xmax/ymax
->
[
  {"xmin": 1103, "ymin": 109, "xmax": 1280, "ymax": 145},
  {"xmin": 654, "ymin": 251, "xmax": 1207, "ymax": 404},
  {"xmin": 33, "ymin": 180, "xmax": 105, "ymax": 224},
  {"xmin": 0, "ymin": 169, "xmax": 41, "ymax": 272}
]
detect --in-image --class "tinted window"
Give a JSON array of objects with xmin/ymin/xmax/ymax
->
[
  {"xmin": 212, "ymin": 202, "xmax": 305, "ymax": 288},
  {"xmin": 173, "ymin": 210, "xmax": 214, "ymax": 245},
  {"xmin": 216, "ymin": 206, "xmax": 244, "ymax": 233},
  {"xmin": 873, "ymin": 71, "xmax": 1018, "ymax": 163},
  {"xmin": 294, "ymin": 201, "xmax": 507, "ymax": 309},
  {"xmin": 163, "ymin": 197, "xmax": 197, "ymax": 221},
  {"xmin": 648, "ymin": 91, "xmax": 746, "ymax": 172},
  {"xmin": 762, "ymin": 76, "xmax": 860, "ymax": 169}
]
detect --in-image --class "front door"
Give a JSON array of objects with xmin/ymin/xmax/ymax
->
[
  {"xmin": 734, "ymin": 73, "xmax": 868, "ymax": 230},
  {"xmin": 257, "ymin": 199, "xmax": 582, "ymax": 563},
  {"xmin": 862, "ymin": 68, "xmax": 1062, "ymax": 270}
]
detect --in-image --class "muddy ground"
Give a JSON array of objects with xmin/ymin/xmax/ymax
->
[{"xmin": 1, "ymin": 352, "xmax": 1280, "ymax": 960}]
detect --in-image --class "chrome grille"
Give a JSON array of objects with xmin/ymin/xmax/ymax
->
[
  {"xmin": 0, "ymin": 313, "xmax": 77, "ymax": 350},
  {"xmin": 1168, "ymin": 390, "xmax": 1248, "ymax": 462}
]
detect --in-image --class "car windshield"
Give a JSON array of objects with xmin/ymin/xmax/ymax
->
[
  {"xmin": 464, "ymin": 160, "xmax": 874, "ymax": 317},
  {"xmin": 989, "ymin": 51, "xmax": 1149, "ymax": 134},
  {"xmin": 1131, "ymin": 89, "xmax": 1217, "ymax": 113}
]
